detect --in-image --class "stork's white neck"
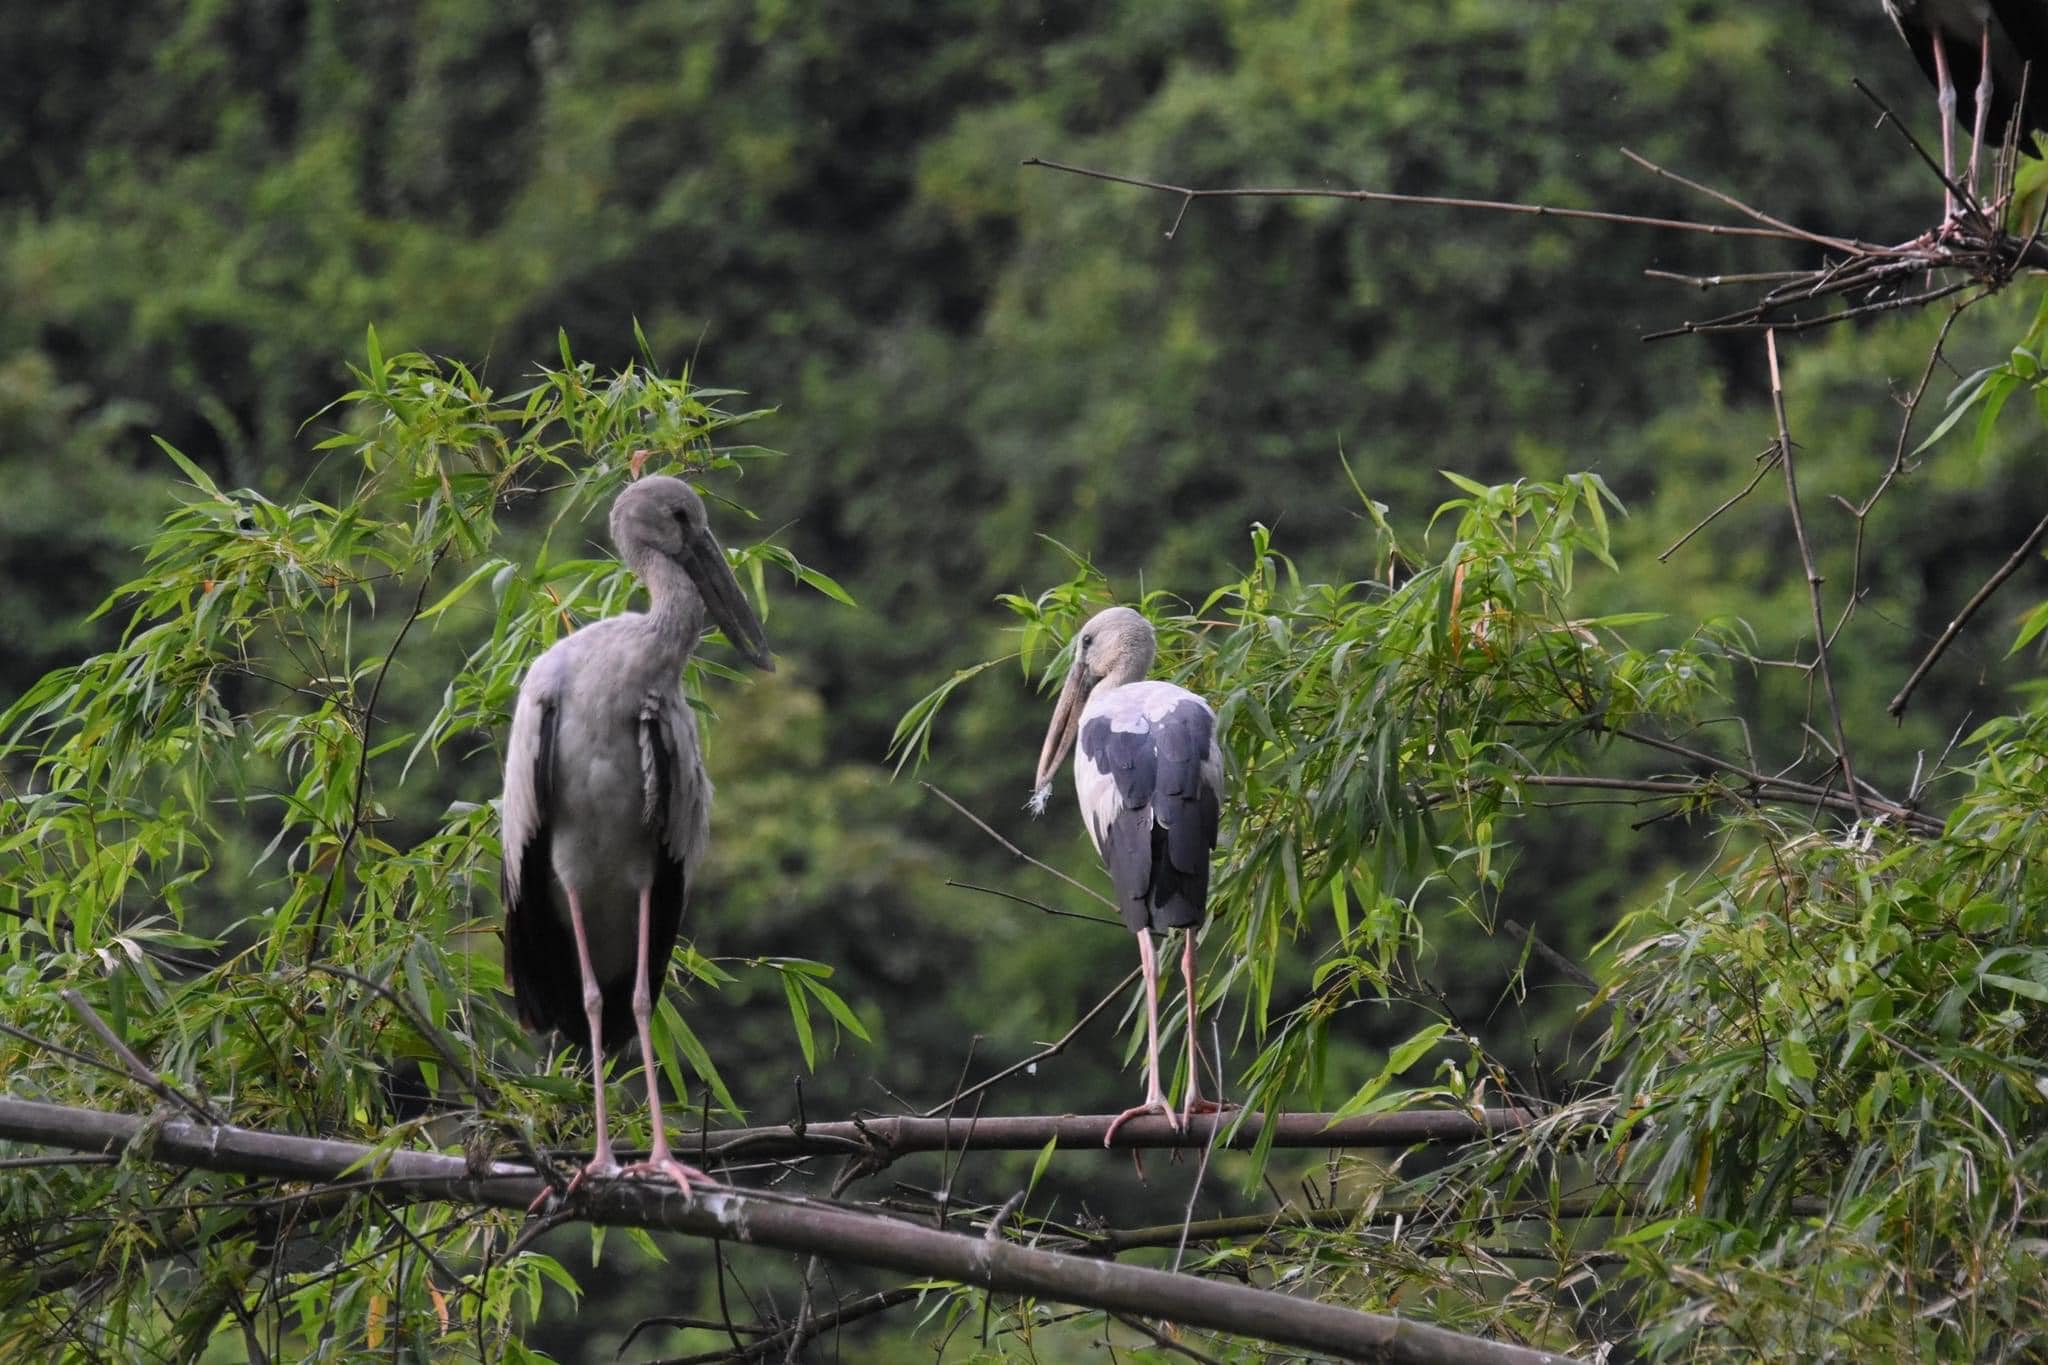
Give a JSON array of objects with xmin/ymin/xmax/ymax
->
[
  {"xmin": 1109, "ymin": 649, "xmax": 1155, "ymax": 689},
  {"xmin": 627, "ymin": 548, "xmax": 706, "ymax": 664}
]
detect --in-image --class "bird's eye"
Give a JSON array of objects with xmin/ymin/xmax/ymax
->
[{"xmin": 1081, "ymin": 633, "xmax": 1094, "ymax": 649}]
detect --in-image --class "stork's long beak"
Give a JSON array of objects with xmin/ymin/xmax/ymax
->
[
  {"xmin": 1030, "ymin": 655, "xmax": 1091, "ymax": 808},
  {"xmin": 683, "ymin": 529, "xmax": 775, "ymax": 672}
]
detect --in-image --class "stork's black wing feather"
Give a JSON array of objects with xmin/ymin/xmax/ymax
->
[
  {"xmin": 504, "ymin": 699, "xmax": 589, "ymax": 1043},
  {"xmin": 1991, "ymin": 0, "xmax": 2048, "ymax": 154},
  {"xmin": 1082, "ymin": 699, "xmax": 1219, "ymax": 933},
  {"xmin": 1145, "ymin": 701, "xmax": 1219, "ymax": 931}
]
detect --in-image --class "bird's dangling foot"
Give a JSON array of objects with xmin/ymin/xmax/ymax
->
[
  {"xmin": 619, "ymin": 1153, "xmax": 709, "ymax": 1198},
  {"xmin": 1103, "ymin": 1096, "xmax": 1181, "ymax": 1147}
]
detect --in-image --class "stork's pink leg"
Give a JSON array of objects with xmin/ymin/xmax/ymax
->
[
  {"xmin": 618, "ymin": 887, "xmax": 710, "ymax": 1197},
  {"xmin": 1178, "ymin": 930, "xmax": 1234, "ymax": 1128},
  {"xmin": 1968, "ymin": 21, "xmax": 1994, "ymax": 211},
  {"xmin": 1934, "ymin": 33, "xmax": 1961, "ymax": 223},
  {"xmin": 1105, "ymin": 931, "xmax": 1178, "ymax": 1145},
  {"xmin": 553, "ymin": 888, "xmax": 621, "ymax": 1202}
]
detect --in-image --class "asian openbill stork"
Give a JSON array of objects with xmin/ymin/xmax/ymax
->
[
  {"xmin": 1030, "ymin": 606, "xmax": 1226, "ymax": 1142},
  {"xmin": 501, "ymin": 474, "xmax": 772, "ymax": 1197},
  {"xmin": 1882, "ymin": 1, "xmax": 2048, "ymax": 219}
]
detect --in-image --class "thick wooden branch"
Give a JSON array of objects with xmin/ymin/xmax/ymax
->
[
  {"xmin": 0, "ymin": 1096, "xmax": 1566, "ymax": 1365},
  {"xmin": 690, "ymin": 1107, "xmax": 1536, "ymax": 1163}
]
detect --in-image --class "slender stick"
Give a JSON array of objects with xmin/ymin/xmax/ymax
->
[
  {"xmin": 944, "ymin": 878, "xmax": 1122, "ymax": 928},
  {"xmin": 1617, "ymin": 148, "xmax": 1867, "ymax": 255},
  {"xmin": 308, "ymin": 549, "xmax": 445, "ymax": 958},
  {"xmin": 919, "ymin": 968, "xmax": 1140, "ymax": 1118},
  {"xmin": 1767, "ymin": 330, "xmax": 1864, "ymax": 819},
  {"xmin": 1658, "ymin": 446, "xmax": 1782, "ymax": 562},
  {"xmin": 60, "ymin": 989, "xmax": 217, "ymax": 1124},
  {"xmin": 662, "ymin": 1287, "xmax": 923, "ymax": 1365},
  {"xmin": 1109, "ymin": 1312, "xmax": 1229, "ymax": 1365},
  {"xmin": 1021, "ymin": 157, "xmax": 1848, "ymax": 246},
  {"xmin": 680, "ymin": 1106, "xmax": 1537, "ymax": 1161},
  {"xmin": 1889, "ymin": 508, "xmax": 2048, "ymax": 718},
  {"xmin": 923, "ymin": 782, "xmax": 1116, "ymax": 909}
]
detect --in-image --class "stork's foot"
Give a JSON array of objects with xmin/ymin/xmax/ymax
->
[
  {"xmin": 1180, "ymin": 1094, "xmax": 1238, "ymax": 1128},
  {"xmin": 619, "ymin": 1154, "xmax": 709, "ymax": 1198},
  {"xmin": 562, "ymin": 1156, "xmax": 622, "ymax": 1198},
  {"xmin": 528, "ymin": 1154, "xmax": 621, "ymax": 1212},
  {"xmin": 1103, "ymin": 1098, "xmax": 1180, "ymax": 1146}
]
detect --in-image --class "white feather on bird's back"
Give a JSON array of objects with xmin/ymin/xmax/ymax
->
[{"xmin": 1074, "ymin": 680, "xmax": 1220, "ymax": 853}]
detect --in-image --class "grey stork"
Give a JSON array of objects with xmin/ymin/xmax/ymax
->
[
  {"xmin": 501, "ymin": 474, "xmax": 772, "ymax": 1197},
  {"xmin": 1030, "ymin": 606, "xmax": 1226, "ymax": 1142},
  {"xmin": 1882, "ymin": 1, "xmax": 2048, "ymax": 219}
]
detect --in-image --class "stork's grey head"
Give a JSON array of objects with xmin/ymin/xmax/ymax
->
[
  {"xmin": 610, "ymin": 475, "xmax": 774, "ymax": 671},
  {"xmin": 1029, "ymin": 606, "xmax": 1157, "ymax": 807}
]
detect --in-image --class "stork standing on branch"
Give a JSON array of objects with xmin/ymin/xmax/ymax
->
[
  {"xmin": 1030, "ymin": 606, "xmax": 1227, "ymax": 1142},
  {"xmin": 501, "ymin": 473, "xmax": 773, "ymax": 1198},
  {"xmin": 1882, "ymin": 0, "xmax": 2048, "ymax": 221}
]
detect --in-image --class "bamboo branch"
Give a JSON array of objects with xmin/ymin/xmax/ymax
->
[
  {"xmin": 0, "ymin": 1096, "xmax": 1568, "ymax": 1365},
  {"xmin": 1078, "ymin": 1194, "xmax": 1828, "ymax": 1255},
  {"xmin": 687, "ymin": 1107, "xmax": 1537, "ymax": 1163}
]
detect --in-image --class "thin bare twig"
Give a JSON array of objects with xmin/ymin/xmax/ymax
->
[
  {"xmin": 1603, "ymin": 724, "xmax": 1934, "ymax": 833},
  {"xmin": 1659, "ymin": 445, "xmax": 1782, "ymax": 563},
  {"xmin": 1514, "ymin": 774, "xmax": 1933, "ymax": 836},
  {"xmin": 1499, "ymin": 919, "xmax": 1599, "ymax": 995},
  {"xmin": 1109, "ymin": 1312, "xmax": 1229, "ymax": 1365},
  {"xmin": 680, "ymin": 1106, "xmax": 1534, "ymax": 1161},
  {"xmin": 59, "ymin": 990, "xmax": 218, "ymax": 1124},
  {"xmin": 1171, "ymin": 1018, "xmax": 1227, "ymax": 1273},
  {"xmin": 1020, "ymin": 157, "xmax": 1851, "ymax": 246},
  {"xmin": 922, "ymin": 782, "xmax": 1116, "ymax": 909},
  {"xmin": 0, "ymin": 1153, "xmax": 120, "ymax": 1172},
  {"xmin": 1767, "ymin": 330, "xmax": 1864, "ymax": 819},
  {"xmin": 651, "ymin": 1286, "xmax": 923, "ymax": 1365},
  {"xmin": 1618, "ymin": 148, "xmax": 1868, "ymax": 255},
  {"xmin": 1852, "ymin": 78, "xmax": 1993, "ymax": 234},
  {"xmin": 919, "ymin": 968, "xmax": 1140, "ymax": 1118},
  {"xmin": 1832, "ymin": 303, "xmax": 1974, "ymax": 648},
  {"xmin": 945, "ymin": 878, "xmax": 1122, "ymax": 928},
  {"xmin": 984, "ymin": 1190, "xmax": 1028, "ymax": 1242},
  {"xmin": 302, "ymin": 962, "xmax": 500, "ymax": 1113},
  {"xmin": 1889, "ymin": 507, "xmax": 2048, "ymax": 717},
  {"xmin": 308, "ymin": 549, "xmax": 445, "ymax": 959}
]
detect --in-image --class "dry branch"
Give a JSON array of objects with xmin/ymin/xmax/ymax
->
[
  {"xmin": 1023, "ymin": 141, "xmax": 2044, "ymax": 343},
  {"xmin": 0, "ymin": 1096, "xmax": 1567, "ymax": 1365},
  {"xmin": 1767, "ymin": 329, "xmax": 1863, "ymax": 819},
  {"xmin": 1020, "ymin": 156, "xmax": 1845, "ymax": 245},
  {"xmin": 689, "ymin": 1107, "xmax": 1537, "ymax": 1164},
  {"xmin": 1889, "ymin": 507, "xmax": 2048, "ymax": 718}
]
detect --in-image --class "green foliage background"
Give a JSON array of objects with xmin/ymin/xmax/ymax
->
[{"xmin": 3, "ymin": 1, "xmax": 2046, "ymax": 1360}]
